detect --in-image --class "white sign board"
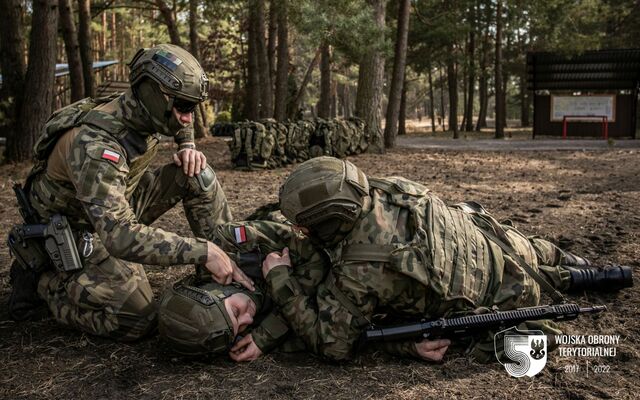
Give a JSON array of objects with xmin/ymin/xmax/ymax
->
[{"xmin": 550, "ymin": 95, "xmax": 616, "ymax": 122}]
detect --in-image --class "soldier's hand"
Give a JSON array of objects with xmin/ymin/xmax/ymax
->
[
  {"xmin": 262, "ymin": 247, "xmax": 291, "ymax": 278},
  {"xmin": 173, "ymin": 149, "xmax": 207, "ymax": 177},
  {"xmin": 206, "ymin": 242, "xmax": 255, "ymax": 291},
  {"xmin": 229, "ymin": 334, "xmax": 263, "ymax": 362},
  {"xmin": 415, "ymin": 339, "xmax": 450, "ymax": 362}
]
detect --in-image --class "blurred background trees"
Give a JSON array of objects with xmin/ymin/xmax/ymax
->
[{"xmin": 0, "ymin": 0, "xmax": 638, "ymax": 161}]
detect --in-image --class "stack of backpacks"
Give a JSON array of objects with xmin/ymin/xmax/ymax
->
[{"xmin": 226, "ymin": 117, "xmax": 368, "ymax": 170}]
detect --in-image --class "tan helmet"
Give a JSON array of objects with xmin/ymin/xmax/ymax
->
[
  {"xmin": 279, "ymin": 156, "xmax": 369, "ymax": 245},
  {"xmin": 158, "ymin": 276, "xmax": 261, "ymax": 356},
  {"xmin": 128, "ymin": 44, "xmax": 208, "ymax": 136}
]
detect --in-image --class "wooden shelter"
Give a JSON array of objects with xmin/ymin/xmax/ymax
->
[{"xmin": 527, "ymin": 49, "xmax": 640, "ymax": 138}]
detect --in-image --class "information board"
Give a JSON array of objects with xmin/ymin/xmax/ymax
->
[{"xmin": 550, "ymin": 95, "xmax": 616, "ymax": 122}]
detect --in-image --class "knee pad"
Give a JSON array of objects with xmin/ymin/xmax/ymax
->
[{"xmin": 196, "ymin": 165, "xmax": 217, "ymax": 192}]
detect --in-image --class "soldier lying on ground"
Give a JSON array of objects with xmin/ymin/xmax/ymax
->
[
  {"xmin": 158, "ymin": 158, "xmax": 632, "ymax": 361},
  {"xmin": 8, "ymin": 44, "xmax": 253, "ymax": 341},
  {"xmin": 158, "ymin": 219, "xmax": 327, "ymax": 358}
]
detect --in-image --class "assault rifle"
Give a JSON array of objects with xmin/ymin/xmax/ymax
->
[
  {"xmin": 8, "ymin": 184, "xmax": 84, "ymax": 273},
  {"xmin": 363, "ymin": 303, "xmax": 606, "ymax": 343}
]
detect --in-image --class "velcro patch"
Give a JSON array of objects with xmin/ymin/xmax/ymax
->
[
  {"xmin": 101, "ymin": 149, "xmax": 121, "ymax": 163},
  {"xmin": 152, "ymin": 49, "xmax": 183, "ymax": 71},
  {"xmin": 234, "ymin": 226, "xmax": 247, "ymax": 244}
]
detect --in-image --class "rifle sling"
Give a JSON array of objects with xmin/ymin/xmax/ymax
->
[{"xmin": 325, "ymin": 272, "xmax": 370, "ymax": 328}]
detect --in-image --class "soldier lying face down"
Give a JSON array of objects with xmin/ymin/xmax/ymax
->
[{"xmin": 159, "ymin": 157, "xmax": 633, "ymax": 362}]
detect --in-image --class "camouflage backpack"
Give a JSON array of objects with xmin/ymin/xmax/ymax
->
[
  {"xmin": 309, "ymin": 118, "xmax": 333, "ymax": 158},
  {"xmin": 229, "ymin": 121, "xmax": 275, "ymax": 169}
]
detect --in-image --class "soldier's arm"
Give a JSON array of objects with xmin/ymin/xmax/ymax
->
[
  {"xmin": 71, "ymin": 140, "xmax": 208, "ymax": 265},
  {"xmin": 265, "ymin": 262, "xmax": 377, "ymax": 361},
  {"xmin": 174, "ymin": 126, "xmax": 196, "ymax": 150},
  {"xmin": 250, "ymin": 310, "xmax": 292, "ymax": 353}
]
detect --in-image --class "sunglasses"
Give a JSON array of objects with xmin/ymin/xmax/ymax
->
[{"xmin": 173, "ymin": 97, "xmax": 199, "ymax": 113}]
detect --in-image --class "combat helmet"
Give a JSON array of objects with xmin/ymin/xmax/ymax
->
[
  {"xmin": 128, "ymin": 44, "xmax": 209, "ymax": 136},
  {"xmin": 279, "ymin": 156, "xmax": 369, "ymax": 246},
  {"xmin": 158, "ymin": 276, "xmax": 260, "ymax": 355}
]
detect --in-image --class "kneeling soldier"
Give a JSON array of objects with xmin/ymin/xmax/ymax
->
[{"xmin": 8, "ymin": 44, "xmax": 252, "ymax": 341}]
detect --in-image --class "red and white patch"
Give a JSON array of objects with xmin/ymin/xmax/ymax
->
[
  {"xmin": 101, "ymin": 149, "xmax": 121, "ymax": 163},
  {"xmin": 234, "ymin": 226, "xmax": 247, "ymax": 244}
]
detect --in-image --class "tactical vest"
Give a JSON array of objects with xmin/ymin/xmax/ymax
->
[
  {"xmin": 30, "ymin": 95, "xmax": 159, "ymax": 200},
  {"xmin": 335, "ymin": 177, "xmax": 495, "ymax": 318}
]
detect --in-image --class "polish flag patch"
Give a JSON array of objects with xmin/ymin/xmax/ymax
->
[
  {"xmin": 101, "ymin": 149, "xmax": 121, "ymax": 163},
  {"xmin": 234, "ymin": 226, "xmax": 247, "ymax": 244}
]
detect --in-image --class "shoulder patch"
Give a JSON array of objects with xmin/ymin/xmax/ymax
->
[
  {"xmin": 101, "ymin": 149, "xmax": 121, "ymax": 163},
  {"xmin": 234, "ymin": 226, "xmax": 247, "ymax": 244}
]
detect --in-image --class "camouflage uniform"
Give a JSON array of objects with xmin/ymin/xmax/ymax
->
[
  {"xmin": 270, "ymin": 173, "xmax": 581, "ymax": 361},
  {"xmin": 158, "ymin": 218, "xmax": 328, "ymax": 354},
  {"xmin": 31, "ymin": 89, "xmax": 231, "ymax": 341}
]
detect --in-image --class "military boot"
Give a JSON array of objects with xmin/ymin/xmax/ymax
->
[
  {"xmin": 568, "ymin": 265, "xmax": 634, "ymax": 293},
  {"xmin": 8, "ymin": 261, "xmax": 47, "ymax": 321}
]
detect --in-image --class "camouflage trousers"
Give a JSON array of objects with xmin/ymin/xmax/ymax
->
[{"xmin": 37, "ymin": 163, "xmax": 232, "ymax": 341}]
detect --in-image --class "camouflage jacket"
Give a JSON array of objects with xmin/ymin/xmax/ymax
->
[
  {"xmin": 212, "ymin": 219, "xmax": 328, "ymax": 352},
  {"xmin": 266, "ymin": 177, "xmax": 542, "ymax": 361},
  {"xmin": 28, "ymin": 90, "xmax": 209, "ymax": 266}
]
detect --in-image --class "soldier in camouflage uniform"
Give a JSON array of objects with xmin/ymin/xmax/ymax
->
[
  {"xmin": 157, "ymin": 219, "xmax": 327, "ymax": 358},
  {"xmin": 247, "ymin": 156, "xmax": 633, "ymax": 362},
  {"xmin": 9, "ymin": 44, "xmax": 253, "ymax": 341}
]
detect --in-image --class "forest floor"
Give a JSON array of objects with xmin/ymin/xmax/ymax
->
[{"xmin": 0, "ymin": 129, "xmax": 639, "ymax": 399}]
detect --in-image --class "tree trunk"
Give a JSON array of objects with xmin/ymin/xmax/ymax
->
[
  {"xmin": 465, "ymin": 7, "xmax": 476, "ymax": 132},
  {"xmin": 521, "ymin": 74, "xmax": 530, "ymax": 127},
  {"xmin": 59, "ymin": 0, "xmax": 84, "ymax": 102},
  {"xmin": 447, "ymin": 48, "xmax": 459, "ymax": 138},
  {"xmin": 439, "ymin": 64, "xmax": 446, "ymax": 131},
  {"xmin": 9, "ymin": 0, "xmax": 59, "ymax": 162},
  {"xmin": 342, "ymin": 83, "xmax": 352, "ymax": 118},
  {"xmin": 254, "ymin": 0, "xmax": 273, "ymax": 118},
  {"xmin": 427, "ymin": 67, "xmax": 436, "ymax": 132},
  {"xmin": 100, "ymin": 11, "xmax": 106, "ymax": 59},
  {"xmin": 268, "ymin": 0, "xmax": 277, "ymax": 92},
  {"xmin": 245, "ymin": 6, "xmax": 260, "ymax": 120},
  {"xmin": 188, "ymin": 0, "xmax": 208, "ymax": 139},
  {"xmin": 0, "ymin": 0, "xmax": 27, "ymax": 160},
  {"xmin": 78, "ymin": 0, "xmax": 94, "ymax": 98},
  {"xmin": 355, "ymin": 0, "xmax": 387, "ymax": 153},
  {"xmin": 273, "ymin": 0, "xmax": 289, "ymax": 121},
  {"xmin": 494, "ymin": 0, "xmax": 504, "ymax": 138},
  {"xmin": 317, "ymin": 41, "xmax": 332, "ymax": 118},
  {"xmin": 290, "ymin": 46, "xmax": 321, "ymax": 120},
  {"xmin": 398, "ymin": 77, "xmax": 407, "ymax": 136},
  {"xmin": 383, "ymin": 0, "xmax": 409, "ymax": 148},
  {"xmin": 156, "ymin": 0, "xmax": 182, "ymax": 46}
]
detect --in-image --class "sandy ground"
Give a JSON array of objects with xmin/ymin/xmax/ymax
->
[{"xmin": 0, "ymin": 131, "xmax": 639, "ymax": 399}]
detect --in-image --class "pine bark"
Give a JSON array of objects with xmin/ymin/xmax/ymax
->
[
  {"xmin": 60, "ymin": 0, "xmax": 85, "ymax": 102},
  {"xmin": 439, "ymin": 64, "xmax": 446, "ymax": 130},
  {"xmin": 355, "ymin": 0, "xmax": 387, "ymax": 153},
  {"xmin": 447, "ymin": 47, "xmax": 459, "ymax": 138},
  {"xmin": 398, "ymin": 78, "xmax": 407, "ymax": 136},
  {"xmin": 0, "ymin": 0, "xmax": 27, "ymax": 161},
  {"xmin": 245, "ymin": 6, "xmax": 260, "ymax": 120},
  {"xmin": 268, "ymin": 1, "xmax": 277, "ymax": 92},
  {"xmin": 464, "ymin": 6, "xmax": 476, "ymax": 132},
  {"xmin": 317, "ymin": 41, "xmax": 332, "ymax": 118},
  {"xmin": 9, "ymin": 0, "xmax": 59, "ymax": 162},
  {"xmin": 273, "ymin": 0, "xmax": 289, "ymax": 121},
  {"xmin": 254, "ymin": 0, "xmax": 272, "ymax": 118},
  {"xmin": 427, "ymin": 67, "xmax": 436, "ymax": 132},
  {"xmin": 78, "ymin": 0, "xmax": 95, "ymax": 98},
  {"xmin": 383, "ymin": 0, "xmax": 410, "ymax": 148},
  {"xmin": 494, "ymin": 0, "xmax": 504, "ymax": 138}
]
